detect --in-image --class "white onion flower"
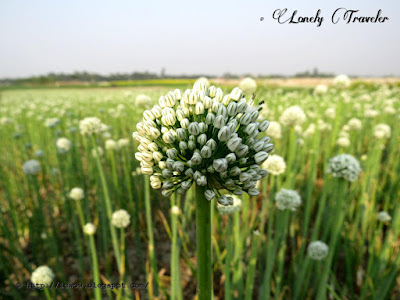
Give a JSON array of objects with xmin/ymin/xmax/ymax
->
[
  {"xmin": 325, "ymin": 108, "xmax": 336, "ymax": 119},
  {"xmin": 266, "ymin": 121, "xmax": 282, "ymax": 139},
  {"xmin": 35, "ymin": 150, "xmax": 44, "ymax": 158},
  {"xmin": 196, "ymin": 77, "xmax": 210, "ymax": 88},
  {"xmin": 377, "ymin": 211, "xmax": 391, "ymax": 222},
  {"xmin": 31, "ymin": 265, "xmax": 55, "ymax": 287},
  {"xmin": 1, "ymin": 117, "xmax": 13, "ymax": 125},
  {"xmin": 79, "ymin": 117, "xmax": 105, "ymax": 135},
  {"xmin": 280, "ymin": 106, "xmax": 306, "ymax": 127},
  {"xmin": 373, "ymin": 124, "xmax": 391, "ymax": 139},
  {"xmin": 22, "ymin": 159, "xmax": 41, "ymax": 175},
  {"xmin": 44, "ymin": 118, "xmax": 60, "ymax": 128},
  {"xmin": 132, "ymin": 84, "xmax": 274, "ymax": 200},
  {"xmin": 307, "ymin": 241, "xmax": 329, "ymax": 260},
  {"xmin": 136, "ymin": 94, "xmax": 152, "ymax": 108},
  {"xmin": 318, "ymin": 120, "xmax": 332, "ymax": 132},
  {"xmin": 365, "ymin": 109, "xmax": 379, "ymax": 118},
  {"xmin": 171, "ymin": 205, "xmax": 181, "ymax": 215},
  {"xmin": 56, "ymin": 137, "xmax": 72, "ymax": 154},
  {"xmin": 327, "ymin": 154, "xmax": 361, "ymax": 182},
  {"xmin": 69, "ymin": 187, "xmax": 84, "ymax": 201},
  {"xmin": 83, "ymin": 223, "xmax": 96, "ymax": 235},
  {"xmin": 336, "ymin": 136, "xmax": 350, "ymax": 148},
  {"xmin": 239, "ymin": 77, "xmax": 257, "ymax": 94},
  {"xmin": 314, "ymin": 84, "xmax": 328, "ymax": 95},
  {"xmin": 303, "ymin": 124, "xmax": 316, "ymax": 139},
  {"xmin": 333, "ymin": 74, "xmax": 351, "ymax": 89},
  {"xmin": 117, "ymin": 138, "xmax": 130, "ymax": 148},
  {"xmin": 91, "ymin": 147, "xmax": 104, "ymax": 158},
  {"xmin": 275, "ymin": 189, "xmax": 302, "ymax": 211},
  {"xmin": 263, "ymin": 155, "xmax": 286, "ymax": 175},
  {"xmin": 347, "ymin": 118, "xmax": 362, "ymax": 131},
  {"xmin": 112, "ymin": 209, "xmax": 131, "ymax": 228},
  {"xmin": 105, "ymin": 139, "xmax": 119, "ymax": 150},
  {"xmin": 384, "ymin": 106, "xmax": 396, "ymax": 114}
]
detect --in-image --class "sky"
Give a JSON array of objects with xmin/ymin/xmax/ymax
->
[{"xmin": 0, "ymin": 0, "xmax": 399, "ymax": 78}]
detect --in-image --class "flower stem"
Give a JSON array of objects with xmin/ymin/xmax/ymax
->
[
  {"xmin": 144, "ymin": 175, "xmax": 159, "ymax": 296},
  {"xmin": 44, "ymin": 287, "xmax": 52, "ymax": 300},
  {"xmin": 91, "ymin": 136, "xmax": 121, "ymax": 270},
  {"xmin": 195, "ymin": 185, "xmax": 212, "ymax": 300},
  {"xmin": 89, "ymin": 235, "xmax": 102, "ymax": 300}
]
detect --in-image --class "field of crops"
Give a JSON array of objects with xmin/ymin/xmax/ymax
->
[{"xmin": 0, "ymin": 78, "xmax": 399, "ymax": 300}]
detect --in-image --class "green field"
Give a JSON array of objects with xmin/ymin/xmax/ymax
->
[{"xmin": 0, "ymin": 80, "xmax": 399, "ymax": 299}]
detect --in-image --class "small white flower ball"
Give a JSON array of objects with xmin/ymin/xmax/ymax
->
[
  {"xmin": 373, "ymin": 124, "xmax": 391, "ymax": 139},
  {"xmin": 105, "ymin": 139, "xmax": 119, "ymax": 150},
  {"xmin": 112, "ymin": 209, "xmax": 131, "ymax": 228},
  {"xmin": 31, "ymin": 265, "xmax": 55, "ymax": 286},
  {"xmin": 325, "ymin": 108, "xmax": 336, "ymax": 119},
  {"xmin": 307, "ymin": 241, "xmax": 329, "ymax": 260},
  {"xmin": 91, "ymin": 147, "xmax": 104, "ymax": 158},
  {"xmin": 56, "ymin": 137, "xmax": 72, "ymax": 153},
  {"xmin": 266, "ymin": 121, "xmax": 282, "ymax": 140},
  {"xmin": 263, "ymin": 155, "xmax": 286, "ymax": 176},
  {"xmin": 377, "ymin": 211, "xmax": 391, "ymax": 223},
  {"xmin": 327, "ymin": 154, "xmax": 361, "ymax": 182},
  {"xmin": 275, "ymin": 189, "xmax": 302, "ymax": 211},
  {"xmin": 83, "ymin": 223, "xmax": 96, "ymax": 235},
  {"xmin": 333, "ymin": 74, "xmax": 351, "ymax": 89},
  {"xmin": 22, "ymin": 159, "xmax": 41, "ymax": 175},
  {"xmin": 314, "ymin": 84, "xmax": 328, "ymax": 95},
  {"xmin": 135, "ymin": 94, "xmax": 152, "ymax": 108},
  {"xmin": 171, "ymin": 205, "xmax": 180, "ymax": 215},
  {"xmin": 79, "ymin": 117, "xmax": 104, "ymax": 135},
  {"xmin": 303, "ymin": 124, "xmax": 316, "ymax": 139},
  {"xmin": 117, "ymin": 138, "xmax": 130, "ymax": 148},
  {"xmin": 195, "ymin": 77, "xmax": 210, "ymax": 88},
  {"xmin": 69, "ymin": 187, "xmax": 84, "ymax": 201},
  {"xmin": 279, "ymin": 106, "xmax": 306, "ymax": 127},
  {"xmin": 44, "ymin": 118, "xmax": 60, "ymax": 128},
  {"xmin": 239, "ymin": 77, "xmax": 257, "ymax": 94},
  {"xmin": 347, "ymin": 118, "xmax": 362, "ymax": 131},
  {"xmin": 336, "ymin": 136, "xmax": 350, "ymax": 148}
]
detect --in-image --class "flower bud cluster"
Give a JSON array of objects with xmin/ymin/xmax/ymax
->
[
  {"xmin": 132, "ymin": 83, "xmax": 274, "ymax": 205},
  {"xmin": 327, "ymin": 154, "xmax": 361, "ymax": 182}
]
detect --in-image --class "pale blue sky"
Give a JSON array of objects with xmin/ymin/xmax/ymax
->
[{"xmin": 0, "ymin": 0, "xmax": 399, "ymax": 78}]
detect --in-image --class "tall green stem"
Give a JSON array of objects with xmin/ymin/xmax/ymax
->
[
  {"xmin": 91, "ymin": 136, "xmax": 121, "ymax": 269},
  {"xmin": 195, "ymin": 185, "xmax": 212, "ymax": 300},
  {"xmin": 144, "ymin": 175, "xmax": 158, "ymax": 296},
  {"xmin": 89, "ymin": 235, "xmax": 102, "ymax": 300}
]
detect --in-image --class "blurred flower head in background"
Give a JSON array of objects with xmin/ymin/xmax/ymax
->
[
  {"xmin": 307, "ymin": 241, "xmax": 329, "ymax": 260},
  {"xmin": 327, "ymin": 154, "xmax": 361, "ymax": 182},
  {"xmin": 22, "ymin": 159, "xmax": 41, "ymax": 175},
  {"xmin": 31, "ymin": 265, "xmax": 55, "ymax": 287},
  {"xmin": 275, "ymin": 188, "xmax": 302, "ymax": 211}
]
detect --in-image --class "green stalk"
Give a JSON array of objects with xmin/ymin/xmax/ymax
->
[
  {"xmin": 224, "ymin": 216, "xmax": 233, "ymax": 300},
  {"xmin": 43, "ymin": 287, "xmax": 52, "ymax": 300},
  {"xmin": 195, "ymin": 184, "xmax": 212, "ymax": 300},
  {"xmin": 286, "ymin": 127, "xmax": 297, "ymax": 186},
  {"xmin": 109, "ymin": 151, "xmax": 120, "ymax": 206},
  {"xmin": 89, "ymin": 234, "xmax": 102, "ymax": 300},
  {"xmin": 91, "ymin": 136, "xmax": 121, "ymax": 269},
  {"xmin": 171, "ymin": 194, "xmax": 183, "ymax": 300},
  {"xmin": 316, "ymin": 179, "xmax": 347, "ymax": 300},
  {"xmin": 144, "ymin": 175, "xmax": 159, "ymax": 296},
  {"xmin": 244, "ymin": 231, "xmax": 260, "ymax": 300},
  {"xmin": 117, "ymin": 228, "xmax": 126, "ymax": 300}
]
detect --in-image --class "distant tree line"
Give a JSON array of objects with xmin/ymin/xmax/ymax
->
[{"xmin": 0, "ymin": 68, "xmax": 341, "ymax": 85}]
